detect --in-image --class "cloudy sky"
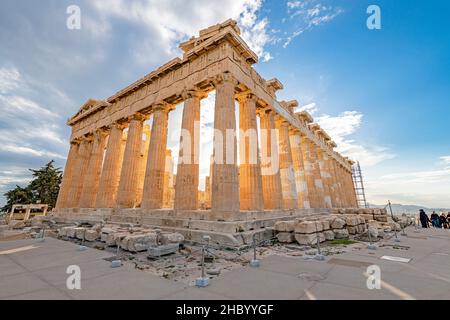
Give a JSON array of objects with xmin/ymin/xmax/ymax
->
[{"xmin": 0, "ymin": 0, "xmax": 449, "ymax": 208}]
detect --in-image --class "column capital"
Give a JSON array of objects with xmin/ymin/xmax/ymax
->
[
  {"xmin": 70, "ymin": 138, "xmax": 81, "ymax": 146},
  {"xmin": 210, "ymin": 72, "xmax": 238, "ymax": 87},
  {"xmin": 129, "ymin": 112, "xmax": 148, "ymax": 122},
  {"xmin": 94, "ymin": 127, "xmax": 110, "ymax": 138},
  {"xmin": 236, "ymin": 91, "xmax": 258, "ymax": 104},
  {"xmin": 152, "ymin": 101, "xmax": 174, "ymax": 113},
  {"xmin": 181, "ymin": 88, "xmax": 207, "ymax": 101},
  {"xmin": 110, "ymin": 121, "xmax": 128, "ymax": 131},
  {"xmin": 81, "ymin": 133, "xmax": 94, "ymax": 143}
]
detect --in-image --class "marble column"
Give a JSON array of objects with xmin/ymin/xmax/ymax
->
[
  {"xmin": 316, "ymin": 148, "xmax": 333, "ymax": 208},
  {"xmin": 289, "ymin": 130, "xmax": 310, "ymax": 208},
  {"xmin": 338, "ymin": 164, "xmax": 350, "ymax": 207},
  {"xmin": 117, "ymin": 113, "xmax": 146, "ymax": 208},
  {"xmin": 211, "ymin": 73, "xmax": 240, "ymax": 213},
  {"xmin": 259, "ymin": 110, "xmax": 283, "ymax": 210},
  {"xmin": 329, "ymin": 158, "xmax": 343, "ymax": 208},
  {"xmin": 174, "ymin": 90, "xmax": 203, "ymax": 210},
  {"xmin": 301, "ymin": 137, "xmax": 324, "ymax": 208},
  {"xmin": 66, "ymin": 136, "xmax": 93, "ymax": 208},
  {"xmin": 55, "ymin": 140, "xmax": 80, "ymax": 209},
  {"xmin": 136, "ymin": 125, "xmax": 151, "ymax": 207},
  {"xmin": 142, "ymin": 103, "xmax": 171, "ymax": 209},
  {"xmin": 238, "ymin": 93, "xmax": 264, "ymax": 211},
  {"xmin": 79, "ymin": 129, "xmax": 108, "ymax": 208},
  {"xmin": 96, "ymin": 123, "xmax": 127, "ymax": 208},
  {"xmin": 276, "ymin": 119, "xmax": 298, "ymax": 209}
]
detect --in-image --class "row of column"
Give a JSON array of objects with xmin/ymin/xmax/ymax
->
[{"xmin": 56, "ymin": 73, "xmax": 357, "ymax": 212}]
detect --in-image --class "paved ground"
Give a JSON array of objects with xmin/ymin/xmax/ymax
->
[{"xmin": 1, "ymin": 227, "xmax": 449, "ymax": 300}]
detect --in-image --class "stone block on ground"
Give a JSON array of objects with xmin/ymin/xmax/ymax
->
[
  {"xmin": 274, "ymin": 220, "xmax": 296, "ymax": 232},
  {"xmin": 347, "ymin": 226, "xmax": 357, "ymax": 235},
  {"xmin": 345, "ymin": 215, "xmax": 359, "ymax": 227},
  {"xmin": 334, "ymin": 229, "xmax": 349, "ymax": 239},
  {"xmin": 321, "ymin": 220, "xmax": 330, "ymax": 231},
  {"xmin": 161, "ymin": 232, "xmax": 184, "ymax": 244},
  {"xmin": 324, "ymin": 230, "xmax": 335, "ymax": 241},
  {"xmin": 295, "ymin": 232, "xmax": 325, "ymax": 245},
  {"xmin": 84, "ymin": 229, "xmax": 100, "ymax": 242},
  {"xmin": 74, "ymin": 227, "xmax": 86, "ymax": 240},
  {"xmin": 330, "ymin": 217, "xmax": 346, "ymax": 229},
  {"xmin": 295, "ymin": 221, "xmax": 323, "ymax": 234},
  {"xmin": 277, "ymin": 232, "xmax": 295, "ymax": 243}
]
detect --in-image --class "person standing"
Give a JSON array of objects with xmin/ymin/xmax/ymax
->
[{"xmin": 419, "ymin": 209, "xmax": 430, "ymax": 228}]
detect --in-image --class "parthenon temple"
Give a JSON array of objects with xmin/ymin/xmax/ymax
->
[{"xmin": 54, "ymin": 19, "xmax": 359, "ymax": 245}]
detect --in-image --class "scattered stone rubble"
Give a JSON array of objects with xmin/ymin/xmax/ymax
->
[
  {"xmin": 58, "ymin": 224, "xmax": 185, "ymax": 253},
  {"xmin": 274, "ymin": 208, "xmax": 402, "ymax": 245}
]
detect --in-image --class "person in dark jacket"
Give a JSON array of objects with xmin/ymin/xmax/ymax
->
[
  {"xmin": 440, "ymin": 213, "xmax": 448, "ymax": 229},
  {"xmin": 419, "ymin": 209, "xmax": 430, "ymax": 228},
  {"xmin": 431, "ymin": 211, "xmax": 439, "ymax": 227}
]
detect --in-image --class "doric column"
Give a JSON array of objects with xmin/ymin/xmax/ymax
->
[
  {"xmin": 117, "ymin": 113, "xmax": 147, "ymax": 208},
  {"xmin": 301, "ymin": 137, "xmax": 324, "ymax": 208},
  {"xmin": 55, "ymin": 140, "xmax": 80, "ymax": 209},
  {"xmin": 96, "ymin": 122, "xmax": 127, "ymax": 208},
  {"xmin": 141, "ymin": 103, "xmax": 171, "ymax": 209},
  {"xmin": 79, "ymin": 129, "xmax": 108, "ymax": 208},
  {"xmin": 289, "ymin": 130, "xmax": 310, "ymax": 208},
  {"xmin": 259, "ymin": 110, "xmax": 283, "ymax": 210},
  {"xmin": 136, "ymin": 125, "xmax": 150, "ymax": 207},
  {"xmin": 329, "ymin": 158, "xmax": 343, "ymax": 207},
  {"xmin": 237, "ymin": 93, "xmax": 264, "ymax": 211},
  {"xmin": 338, "ymin": 164, "xmax": 349, "ymax": 207},
  {"xmin": 174, "ymin": 90, "xmax": 203, "ymax": 210},
  {"xmin": 276, "ymin": 119, "xmax": 298, "ymax": 209},
  {"xmin": 346, "ymin": 167, "xmax": 357, "ymax": 207},
  {"xmin": 66, "ymin": 136, "xmax": 94, "ymax": 208},
  {"xmin": 211, "ymin": 73, "xmax": 240, "ymax": 213},
  {"xmin": 316, "ymin": 148, "xmax": 333, "ymax": 208}
]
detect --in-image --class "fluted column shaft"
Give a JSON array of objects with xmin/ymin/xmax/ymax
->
[
  {"xmin": 276, "ymin": 120, "xmax": 298, "ymax": 209},
  {"xmin": 142, "ymin": 104, "xmax": 170, "ymax": 209},
  {"xmin": 316, "ymin": 149, "xmax": 333, "ymax": 208},
  {"xmin": 55, "ymin": 141, "xmax": 80, "ymax": 209},
  {"xmin": 238, "ymin": 93, "xmax": 264, "ymax": 211},
  {"xmin": 79, "ymin": 129, "xmax": 108, "ymax": 208},
  {"xmin": 301, "ymin": 137, "xmax": 324, "ymax": 208},
  {"xmin": 259, "ymin": 110, "xmax": 283, "ymax": 210},
  {"xmin": 117, "ymin": 114, "xmax": 146, "ymax": 208},
  {"xmin": 211, "ymin": 74, "xmax": 240, "ymax": 213},
  {"xmin": 329, "ymin": 158, "xmax": 343, "ymax": 207},
  {"xmin": 96, "ymin": 123, "xmax": 126, "ymax": 208},
  {"xmin": 289, "ymin": 131, "xmax": 310, "ymax": 208},
  {"xmin": 174, "ymin": 91, "xmax": 202, "ymax": 210},
  {"xmin": 67, "ymin": 137, "xmax": 93, "ymax": 208}
]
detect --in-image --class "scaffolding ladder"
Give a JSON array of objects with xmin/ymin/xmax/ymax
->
[{"xmin": 352, "ymin": 161, "xmax": 368, "ymax": 208}]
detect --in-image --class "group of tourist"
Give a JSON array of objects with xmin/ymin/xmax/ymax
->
[{"xmin": 419, "ymin": 209, "xmax": 450, "ymax": 229}]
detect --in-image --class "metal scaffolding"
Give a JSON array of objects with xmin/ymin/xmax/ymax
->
[{"xmin": 352, "ymin": 161, "xmax": 368, "ymax": 208}]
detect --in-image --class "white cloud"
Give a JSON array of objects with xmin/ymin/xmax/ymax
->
[
  {"xmin": 0, "ymin": 67, "xmax": 21, "ymax": 93},
  {"xmin": 296, "ymin": 102, "xmax": 318, "ymax": 115},
  {"xmin": 313, "ymin": 110, "xmax": 395, "ymax": 167},
  {"xmin": 89, "ymin": 0, "xmax": 273, "ymax": 63},
  {"xmin": 440, "ymin": 156, "xmax": 450, "ymax": 166},
  {"xmin": 283, "ymin": 1, "xmax": 343, "ymax": 48}
]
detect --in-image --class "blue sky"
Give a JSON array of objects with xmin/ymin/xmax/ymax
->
[{"xmin": 0, "ymin": 0, "xmax": 449, "ymax": 208}]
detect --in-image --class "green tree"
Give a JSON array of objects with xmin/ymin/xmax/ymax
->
[
  {"xmin": 1, "ymin": 161, "xmax": 62, "ymax": 213},
  {"xmin": 1, "ymin": 185, "xmax": 33, "ymax": 213},
  {"xmin": 28, "ymin": 160, "xmax": 62, "ymax": 209}
]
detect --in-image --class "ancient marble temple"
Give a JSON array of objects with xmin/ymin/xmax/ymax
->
[{"xmin": 55, "ymin": 19, "xmax": 358, "ymax": 222}]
